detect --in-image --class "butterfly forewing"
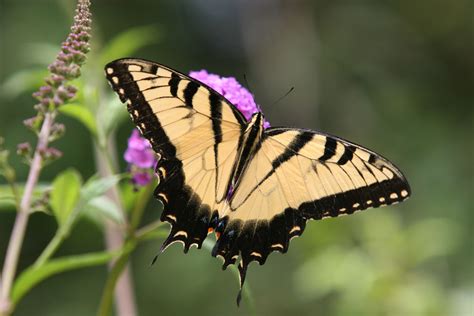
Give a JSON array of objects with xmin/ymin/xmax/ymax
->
[{"xmin": 105, "ymin": 59, "xmax": 246, "ymax": 251}]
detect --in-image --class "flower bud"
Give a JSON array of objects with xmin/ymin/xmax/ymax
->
[
  {"xmin": 23, "ymin": 115, "xmax": 44, "ymax": 132},
  {"xmin": 17, "ymin": 142, "xmax": 32, "ymax": 157},
  {"xmin": 49, "ymin": 123, "xmax": 66, "ymax": 141},
  {"xmin": 31, "ymin": 0, "xmax": 91, "ymax": 112},
  {"xmin": 39, "ymin": 147, "xmax": 63, "ymax": 164}
]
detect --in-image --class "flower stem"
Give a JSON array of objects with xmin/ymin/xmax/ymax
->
[
  {"xmin": 96, "ymin": 239, "xmax": 136, "ymax": 316},
  {"xmin": 129, "ymin": 180, "xmax": 156, "ymax": 232},
  {"xmin": 0, "ymin": 112, "xmax": 54, "ymax": 315},
  {"xmin": 202, "ymin": 240, "xmax": 257, "ymax": 315},
  {"xmin": 135, "ymin": 220, "xmax": 166, "ymax": 242},
  {"xmin": 94, "ymin": 140, "xmax": 137, "ymax": 316},
  {"xmin": 33, "ymin": 226, "xmax": 67, "ymax": 268}
]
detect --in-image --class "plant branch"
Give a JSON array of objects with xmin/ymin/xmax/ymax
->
[
  {"xmin": 94, "ymin": 140, "xmax": 137, "ymax": 316},
  {"xmin": 0, "ymin": 112, "xmax": 54, "ymax": 315},
  {"xmin": 33, "ymin": 226, "xmax": 67, "ymax": 268},
  {"xmin": 0, "ymin": 2, "xmax": 92, "ymax": 314},
  {"xmin": 12, "ymin": 250, "xmax": 120, "ymax": 308},
  {"xmin": 129, "ymin": 180, "xmax": 156, "ymax": 232},
  {"xmin": 135, "ymin": 220, "xmax": 166, "ymax": 241},
  {"xmin": 96, "ymin": 240, "xmax": 136, "ymax": 316}
]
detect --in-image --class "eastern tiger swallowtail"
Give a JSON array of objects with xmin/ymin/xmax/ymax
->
[{"xmin": 105, "ymin": 58, "xmax": 411, "ymax": 305}]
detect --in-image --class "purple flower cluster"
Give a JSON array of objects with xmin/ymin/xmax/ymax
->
[
  {"xmin": 124, "ymin": 130, "xmax": 156, "ymax": 186},
  {"xmin": 189, "ymin": 70, "xmax": 270, "ymax": 128},
  {"xmin": 32, "ymin": 0, "xmax": 91, "ymax": 111},
  {"xmin": 125, "ymin": 70, "xmax": 268, "ymax": 186},
  {"xmin": 19, "ymin": 0, "xmax": 91, "ymax": 163}
]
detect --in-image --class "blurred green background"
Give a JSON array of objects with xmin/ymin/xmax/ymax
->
[{"xmin": 1, "ymin": 0, "xmax": 473, "ymax": 315}]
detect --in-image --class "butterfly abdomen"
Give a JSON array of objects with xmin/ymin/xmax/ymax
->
[{"xmin": 228, "ymin": 112, "xmax": 265, "ymax": 201}]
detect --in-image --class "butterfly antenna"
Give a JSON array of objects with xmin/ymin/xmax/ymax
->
[
  {"xmin": 243, "ymin": 74, "xmax": 253, "ymax": 94},
  {"xmin": 243, "ymin": 74, "xmax": 264, "ymax": 113},
  {"xmin": 271, "ymin": 86, "xmax": 295, "ymax": 107}
]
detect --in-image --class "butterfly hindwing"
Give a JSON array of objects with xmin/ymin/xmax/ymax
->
[{"xmin": 105, "ymin": 58, "xmax": 246, "ymax": 251}]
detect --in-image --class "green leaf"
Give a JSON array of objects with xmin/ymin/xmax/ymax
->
[
  {"xmin": 52, "ymin": 174, "xmax": 124, "ymax": 230},
  {"xmin": 102, "ymin": 94, "xmax": 129, "ymax": 137},
  {"xmin": 406, "ymin": 218, "xmax": 462, "ymax": 265},
  {"xmin": 81, "ymin": 174, "xmax": 123, "ymax": 202},
  {"xmin": 119, "ymin": 180, "xmax": 140, "ymax": 212},
  {"xmin": 0, "ymin": 185, "xmax": 16, "ymax": 211},
  {"xmin": 23, "ymin": 42, "xmax": 61, "ymax": 65},
  {"xmin": 0, "ymin": 183, "xmax": 50, "ymax": 212},
  {"xmin": 99, "ymin": 26, "xmax": 160, "ymax": 65},
  {"xmin": 0, "ymin": 196, "xmax": 16, "ymax": 211},
  {"xmin": 1, "ymin": 68, "xmax": 49, "ymax": 99},
  {"xmin": 50, "ymin": 169, "xmax": 82, "ymax": 226},
  {"xmin": 59, "ymin": 104, "xmax": 97, "ymax": 136},
  {"xmin": 82, "ymin": 195, "xmax": 125, "ymax": 226},
  {"xmin": 11, "ymin": 251, "xmax": 118, "ymax": 306}
]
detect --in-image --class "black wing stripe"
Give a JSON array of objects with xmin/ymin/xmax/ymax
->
[
  {"xmin": 168, "ymin": 73, "xmax": 181, "ymax": 97},
  {"xmin": 318, "ymin": 137, "xmax": 337, "ymax": 161},
  {"xmin": 271, "ymin": 131, "xmax": 314, "ymax": 170},
  {"xmin": 210, "ymin": 93, "xmax": 223, "ymax": 144},
  {"xmin": 210, "ymin": 92, "xmax": 223, "ymax": 196},
  {"xmin": 233, "ymin": 132, "xmax": 314, "ymax": 207},
  {"xmin": 259, "ymin": 131, "xmax": 314, "ymax": 184},
  {"xmin": 183, "ymin": 81, "xmax": 200, "ymax": 108},
  {"xmin": 368, "ymin": 153, "xmax": 377, "ymax": 164},
  {"xmin": 337, "ymin": 145, "xmax": 355, "ymax": 165}
]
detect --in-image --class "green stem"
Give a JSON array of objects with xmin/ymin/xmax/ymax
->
[
  {"xmin": 33, "ymin": 227, "xmax": 67, "ymax": 268},
  {"xmin": 12, "ymin": 250, "xmax": 119, "ymax": 307},
  {"xmin": 96, "ymin": 217, "xmax": 164, "ymax": 316},
  {"xmin": 94, "ymin": 137, "xmax": 139, "ymax": 316},
  {"xmin": 96, "ymin": 240, "xmax": 136, "ymax": 316},
  {"xmin": 135, "ymin": 220, "xmax": 166, "ymax": 242},
  {"xmin": 201, "ymin": 240, "xmax": 257, "ymax": 315},
  {"xmin": 33, "ymin": 181, "xmax": 88, "ymax": 268},
  {"xmin": 129, "ymin": 180, "xmax": 156, "ymax": 232}
]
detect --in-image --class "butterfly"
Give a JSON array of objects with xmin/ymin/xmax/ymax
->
[{"xmin": 105, "ymin": 58, "xmax": 411, "ymax": 305}]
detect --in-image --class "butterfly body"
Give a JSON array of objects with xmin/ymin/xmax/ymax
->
[
  {"xmin": 228, "ymin": 112, "xmax": 265, "ymax": 200},
  {"xmin": 105, "ymin": 58, "xmax": 411, "ymax": 304}
]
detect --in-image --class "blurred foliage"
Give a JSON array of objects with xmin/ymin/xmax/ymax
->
[{"xmin": 0, "ymin": 0, "xmax": 472, "ymax": 315}]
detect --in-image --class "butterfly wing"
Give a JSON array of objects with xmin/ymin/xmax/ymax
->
[
  {"xmin": 105, "ymin": 58, "xmax": 246, "ymax": 252},
  {"xmin": 106, "ymin": 59, "xmax": 411, "ymax": 305},
  {"xmin": 212, "ymin": 127, "xmax": 411, "ymax": 296}
]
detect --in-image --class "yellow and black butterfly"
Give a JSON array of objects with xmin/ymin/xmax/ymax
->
[{"xmin": 105, "ymin": 58, "xmax": 411, "ymax": 305}]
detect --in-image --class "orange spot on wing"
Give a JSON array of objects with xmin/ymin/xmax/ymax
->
[{"xmin": 215, "ymin": 232, "xmax": 221, "ymax": 240}]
